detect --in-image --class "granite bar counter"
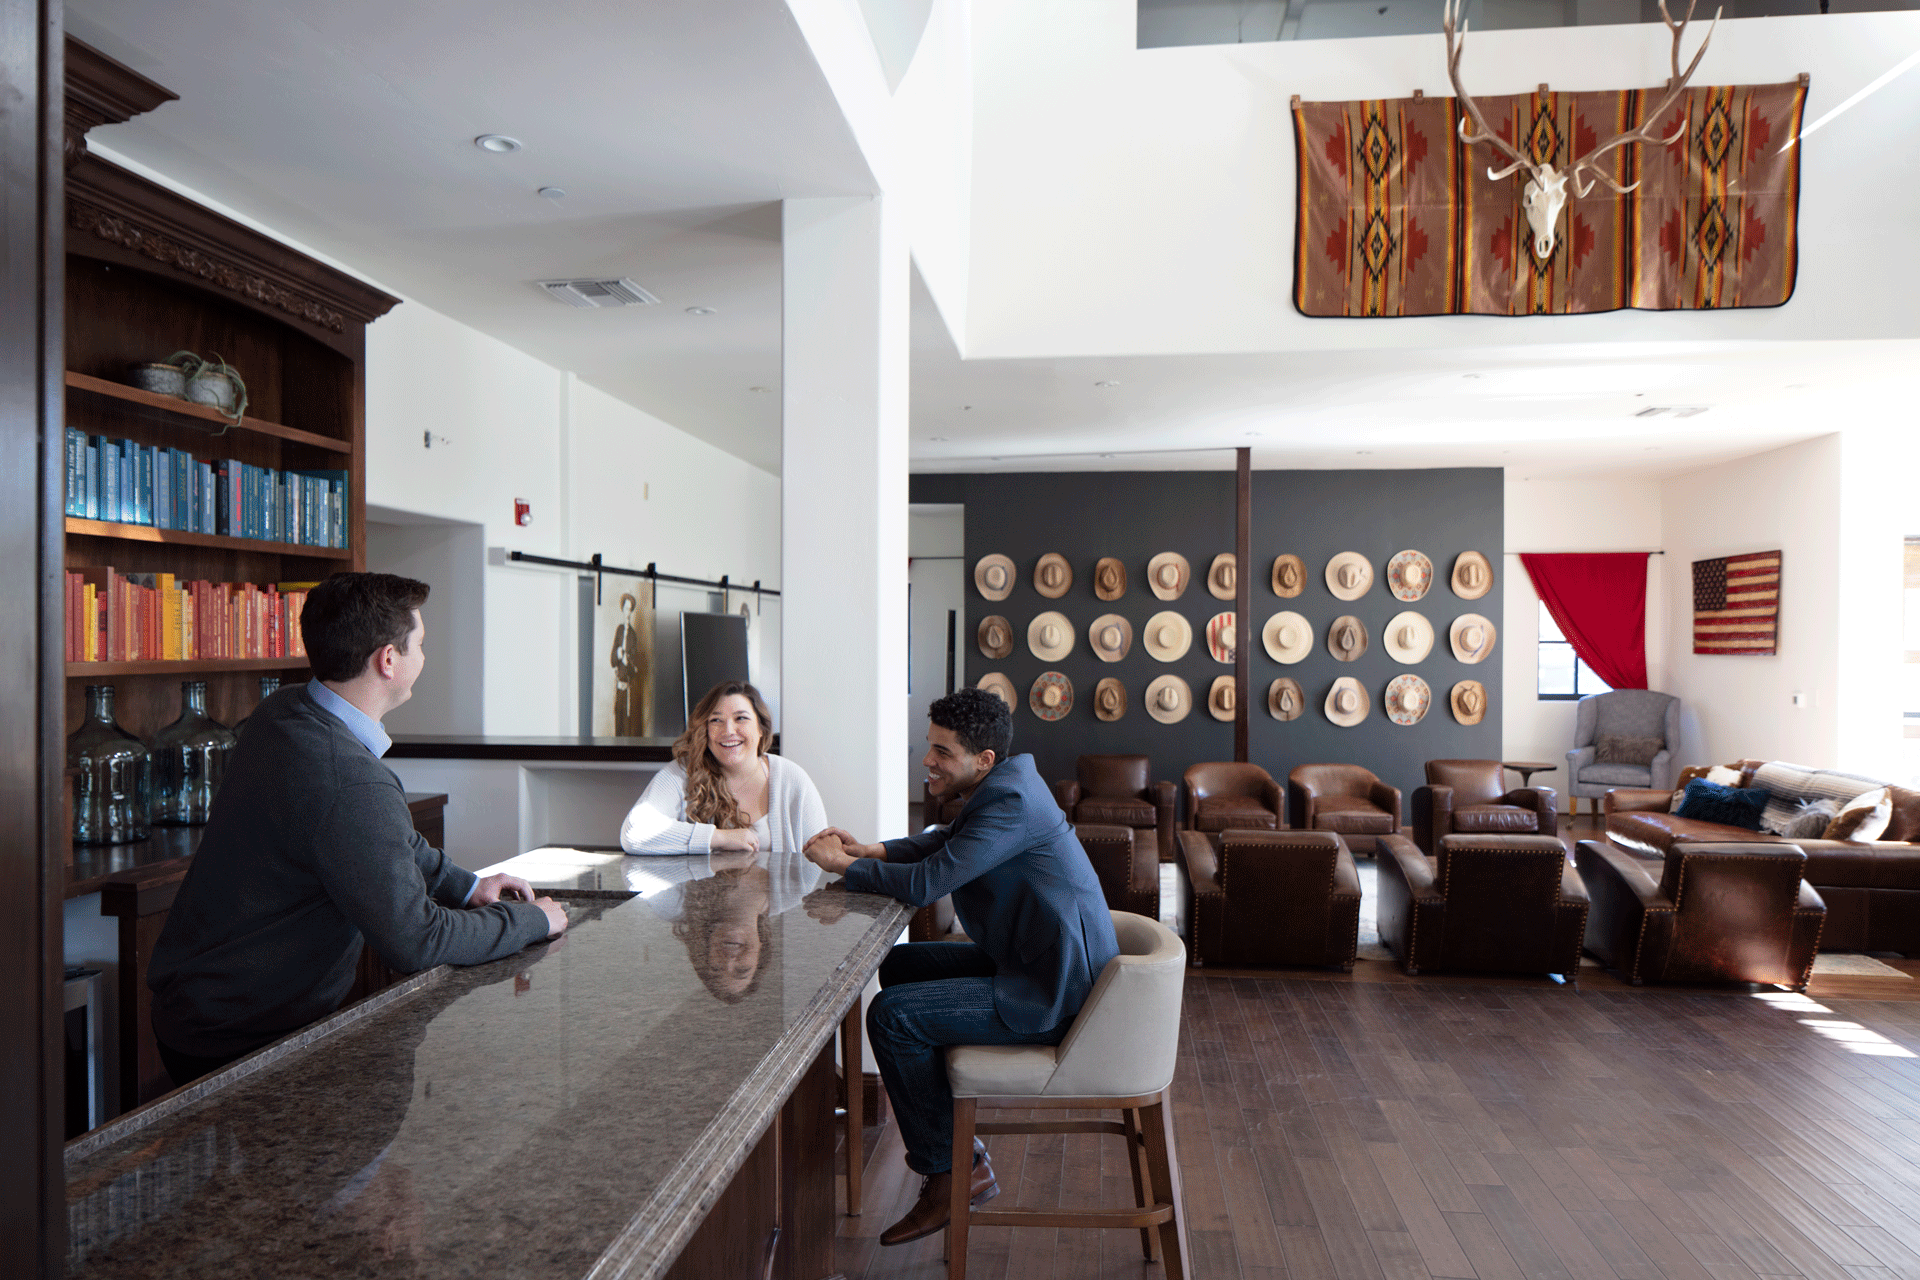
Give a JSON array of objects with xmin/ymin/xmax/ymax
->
[{"xmin": 65, "ymin": 847, "xmax": 908, "ymax": 1279}]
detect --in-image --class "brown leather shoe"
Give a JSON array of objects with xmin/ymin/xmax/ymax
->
[{"xmin": 878, "ymin": 1152, "xmax": 999, "ymax": 1246}]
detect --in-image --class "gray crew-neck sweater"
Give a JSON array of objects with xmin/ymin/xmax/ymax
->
[{"xmin": 149, "ymin": 686, "xmax": 550, "ymax": 1057}]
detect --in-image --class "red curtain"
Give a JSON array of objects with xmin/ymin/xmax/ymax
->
[{"xmin": 1519, "ymin": 553, "xmax": 1650, "ymax": 690}]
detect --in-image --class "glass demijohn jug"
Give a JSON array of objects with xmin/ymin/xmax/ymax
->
[
  {"xmin": 232, "ymin": 674, "xmax": 280, "ymax": 737},
  {"xmin": 67, "ymin": 684, "xmax": 152, "ymax": 844},
  {"xmin": 152, "ymin": 680, "xmax": 237, "ymax": 825}
]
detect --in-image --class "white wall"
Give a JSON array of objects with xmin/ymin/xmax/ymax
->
[
  {"xmin": 907, "ymin": 505, "xmax": 965, "ymax": 800},
  {"xmin": 366, "ymin": 515, "xmax": 487, "ymax": 736},
  {"xmin": 1501, "ymin": 477, "xmax": 1666, "ymax": 807},
  {"xmin": 1659, "ymin": 434, "xmax": 1842, "ymax": 770},
  {"xmin": 963, "ymin": 4, "xmax": 1920, "ymax": 357}
]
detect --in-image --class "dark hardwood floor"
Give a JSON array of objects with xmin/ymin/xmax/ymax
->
[{"xmin": 837, "ymin": 965, "xmax": 1920, "ymax": 1279}]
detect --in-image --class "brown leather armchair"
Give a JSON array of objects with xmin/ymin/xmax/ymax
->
[
  {"xmin": 1179, "ymin": 829, "xmax": 1360, "ymax": 969},
  {"xmin": 921, "ymin": 778, "xmax": 965, "ymax": 827},
  {"xmin": 1183, "ymin": 763, "xmax": 1284, "ymax": 833},
  {"xmin": 910, "ymin": 822, "xmax": 1155, "ymax": 939},
  {"xmin": 1578, "ymin": 839, "xmax": 1825, "ymax": 990},
  {"xmin": 1412, "ymin": 759, "xmax": 1558, "ymax": 855},
  {"xmin": 1052, "ymin": 755, "xmax": 1177, "ymax": 861},
  {"xmin": 1377, "ymin": 833, "xmax": 1589, "ymax": 982},
  {"xmin": 1288, "ymin": 764, "xmax": 1401, "ymax": 837}
]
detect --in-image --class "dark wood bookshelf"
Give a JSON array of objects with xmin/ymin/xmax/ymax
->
[
  {"xmin": 66, "ymin": 657, "xmax": 309, "ymax": 677},
  {"xmin": 65, "ymin": 516, "xmax": 353, "ymax": 559},
  {"xmin": 65, "ymin": 370, "xmax": 352, "ymax": 453}
]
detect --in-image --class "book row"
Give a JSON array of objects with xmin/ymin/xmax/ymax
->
[
  {"xmin": 64, "ymin": 566, "xmax": 313, "ymax": 664},
  {"xmin": 63, "ymin": 428, "xmax": 349, "ymax": 549}
]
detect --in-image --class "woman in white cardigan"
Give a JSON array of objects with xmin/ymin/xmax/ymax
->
[{"xmin": 621, "ymin": 681, "xmax": 828, "ymax": 854}]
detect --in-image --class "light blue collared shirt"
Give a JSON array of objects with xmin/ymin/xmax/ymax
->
[
  {"xmin": 306, "ymin": 679, "xmax": 392, "ymax": 759},
  {"xmin": 304, "ymin": 679, "xmax": 474, "ymax": 904}
]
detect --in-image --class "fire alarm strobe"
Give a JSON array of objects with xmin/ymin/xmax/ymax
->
[{"xmin": 514, "ymin": 499, "xmax": 532, "ymax": 527}]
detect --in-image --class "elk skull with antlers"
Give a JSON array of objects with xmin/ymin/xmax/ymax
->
[{"xmin": 1443, "ymin": 0, "xmax": 1720, "ymax": 259}]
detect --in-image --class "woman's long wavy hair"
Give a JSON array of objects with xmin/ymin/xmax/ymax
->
[{"xmin": 673, "ymin": 681, "xmax": 775, "ymax": 828}]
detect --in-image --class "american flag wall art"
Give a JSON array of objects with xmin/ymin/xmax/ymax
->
[{"xmin": 1692, "ymin": 551, "xmax": 1781, "ymax": 655}]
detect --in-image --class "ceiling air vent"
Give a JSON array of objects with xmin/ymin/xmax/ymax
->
[
  {"xmin": 1633, "ymin": 405, "xmax": 1710, "ymax": 418},
  {"xmin": 538, "ymin": 278, "xmax": 661, "ymax": 309}
]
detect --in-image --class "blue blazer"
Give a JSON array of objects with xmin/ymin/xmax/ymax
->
[{"xmin": 845, "ymin": 754, "xmax": 1119, "ymax": 1033}]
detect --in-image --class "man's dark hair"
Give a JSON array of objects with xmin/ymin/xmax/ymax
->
[
  {"xmin": 929, "ymin": 687, "xmax": 1012, "ymax": 762},
  {"xmin": 301, "ymin": 572, "xmax": 431, "ymax": 682}
]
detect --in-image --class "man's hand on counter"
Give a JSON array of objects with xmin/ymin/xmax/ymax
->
[
  {"xmin": 803, "ymin": 828, "xmax": 882, "ymax": 876},
  {"xmin": 535, "ymin": 897, "xmax": 569, "ymax": 939},
  {"xmin": 471, "ymin": 872, "xmax": 537, "ymax": 906}
]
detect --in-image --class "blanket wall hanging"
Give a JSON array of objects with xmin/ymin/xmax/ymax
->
[{"xmin": 1291, "ymin": 81, "xmax": 1808, "ymax": 318}]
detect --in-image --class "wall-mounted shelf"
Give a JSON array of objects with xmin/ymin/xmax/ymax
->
[
  {"xmin": 67, "ymin": 657, "xmax": 308, "ymax": 678},
  {"xmin": 64, "ymin": 517, "xmax": 351, "ymax": 559},
  {"xmin": 65, "ymin": 371, "xmax": 352, "ymax": 454}
]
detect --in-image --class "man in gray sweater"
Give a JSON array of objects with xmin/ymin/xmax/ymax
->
[{"xmin": 149, "ymin": 572, "xmax": 565, "ymax": 1085}]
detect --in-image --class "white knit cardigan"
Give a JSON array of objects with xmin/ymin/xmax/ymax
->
[{"xmin": 620, "ymin": 754, "xmax": 829, "ymax": 854}]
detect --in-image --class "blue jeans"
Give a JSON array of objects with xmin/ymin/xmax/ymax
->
[{"xmin": 867, "ymin": 942, "xmax": 1069, "ymax": 1175}]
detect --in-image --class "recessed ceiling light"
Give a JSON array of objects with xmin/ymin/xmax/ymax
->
[
  {"xmin": 1356, "ymin": 450, "xmax": 1373, "ymax": 455},
  {"xmin": 685, "ymin": 306, "xmax": 716, "ymax": 315},
  {"xmin": 474, "ymin": 134, "xmax": 522, "ymax": 153},
  {"xmin": 1094, "ymin": 380, "xmax": 1120, "ymax": 388},
  {"xmin": 1244, "ymin": 431, "xmax": 1262, "ymax": 437},
  {"xmin": 537, "ymin": 186, "xmax": 566, "ymax": 199},
  {"xmin": 748, "ymin": 385, "xmax": 775, "ymax": 394},
  {"xmin": 962, "ymin": 405, "xmax": 972, "ymax": 411},
  {"xmin": 930, "ymin": 436, "xmax": 948, "ymax": 442},
  {"xmin": 1463, "ymin": 373, "xmax": 1482, "ymax": 380}
]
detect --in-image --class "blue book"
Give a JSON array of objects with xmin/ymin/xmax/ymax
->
[
  {"xmin": 118, "ymin": 441, "xmax": 132, "ymax": 524},
  {"xmin": 155, "ymin": 448, "xmax": 169, "ymax": 530},
  {"xmin": 64, "ymin": 428, "xmax": 79, "ymax": 517},
  {"xmin": 293, "ymin": 470, "xmax": 349, "ymax": 549},
  {"xmin": 85, "ymin": 438, "xmax": 101, "ymax": 521},
  {"xmin": 138, "ymin": 445, "xmax": 154, "ymax": 526},
  {"xmin": 103, "ymin": 440, "xmax": 118, "ymax": 525}
]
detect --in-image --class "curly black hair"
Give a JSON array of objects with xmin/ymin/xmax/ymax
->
[{"xmin": 929, "ymin": 687, "xmax": 1013, "ymax": 762}]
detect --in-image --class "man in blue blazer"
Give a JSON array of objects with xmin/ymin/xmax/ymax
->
[{"xmin": 805, "ymin": 687, "xmax": 1119, "ymax": 1245}]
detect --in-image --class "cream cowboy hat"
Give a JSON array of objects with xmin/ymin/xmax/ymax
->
[
  {"xmin": 1385, "ymin": 673, "xmax": 1431, "ymax": 726},
  {"xmin": 1205, "ymin": 611, "xmax": 1237, "ymax": 664},
  {"xmin": 1094, "ymin": 677, "xmax": 1127, "ymax": 721},
  {"xmin": 1450, "ymin": 613, "xmax": 1497, "ymax": 664},
  {"xmin": 1146, "ymin": 552, "xmax": 1190, "ymax": 601},
  {"xmin": 1271, "ymin": 554, "xmax": 1306, "ymax": 599},
  {"xmin": 1268, "ymin": 677, "xmax": 1305, "ymax": 721},
  {"xmin": 1325, "ymin": 676, "xmax": 1370, "ymax": 727},
  {"xmin": 1028, "ymin": 611, "xmax": 1075, "ymax": 661},
  {"xmin": 1451, "ymin": 551, "xmax": 1493, "ymax": 600},
  {"xmin": 1382, "ymin": 610, "xmax": 1434, "ymax": 664},
  {"xmin": 1145, "ymin": 674, "xmax": 1193, "ymax": 724},
  {"xmin": 1029, "ymin": 671, "xmax": 1073, "ymax": 721},
  {"xmin": 1089, "ymin": 614, "xmax": 1133, "ymax": 663},
  {"xmin": 1450, "ymin": 679, "xmax": 1487, "ymax": 725},
  {"xmin": 977, "ymin": 672, "xmax": 1017, "ymax": 711},
  {"xmin": 1387, "ymin": 549, "xmax": 1434, "ymax": 602},
  {"xmin": 977, "ymin": 615, "xmax": 1013, "ymax": 659},
  {"xmin": 1207, "ymin": 675, "xmax": 1237, "ymax": 721},
  {"xmin": 1207, "ymin": 553, "xmax": 1237, "ymax": 601},
  {"xmin": 1325, "ymin": 551, "xmax": 1373, "ymax": 601},
  {"xmin": 1033, "ymin": 553, "xmax": 1073, "ymax": 600},
  {"xmin": 1143, "ymin": 611, "xmax": 1193, "ymax": 662},
  {"xmin": 1262, "ymin": 611, "xmax": 1311, "ymax": 664},
  {"xmin": 1093, "ymin": 557, "xmax": 1127, "ymax": 602},
  {"xmin": 974, "ymin": 554, "xmax": 1015, "ymax": 602},
  {"xmin": 1327, "ymin": 615, "xmax": 1369, "ymax": 663}
]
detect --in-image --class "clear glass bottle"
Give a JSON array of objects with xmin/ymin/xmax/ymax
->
[
  {"xmin": 151, "ymin": 680, "xmax": 237, "ymax": 825},
  {"xmin": 68, "ymin": 684, "xmax": 152, "ymax": 844},
  {"xmin": 233, "ymin": 675, "xmax": 281, "ymax": 737}
]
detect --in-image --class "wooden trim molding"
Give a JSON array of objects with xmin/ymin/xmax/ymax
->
[{"xmin": 62, "ymin": 38, "xmax": 174, "ymax": 165}]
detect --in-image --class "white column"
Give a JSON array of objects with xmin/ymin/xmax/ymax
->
[{"xmin": 780, "ymin": 196, "xmax": 911, "ymax": 842}]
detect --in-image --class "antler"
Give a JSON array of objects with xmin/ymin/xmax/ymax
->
[
  {"xmin": 1566, "ymin": 0, "xmax": 1721, "ymax": 196},
  {"xmin": 1443, "ymin": 0, "xmax": 1536, "ymax": 182}
]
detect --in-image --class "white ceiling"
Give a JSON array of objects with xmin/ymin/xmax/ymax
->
[{"xmin": 65, "ymin": 0, "xmax": 1916, "ymax": 483}]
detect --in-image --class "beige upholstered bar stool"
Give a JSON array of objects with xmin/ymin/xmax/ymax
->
[{"xmin": 943, "ymin": 911, "xmax": 1192, "ymax": 1280}]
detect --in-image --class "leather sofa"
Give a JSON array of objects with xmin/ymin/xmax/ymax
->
[
  {"xmin": 1411, "ymin": 759, "xmax": 1557, "ymax": 855},
  {"xmin": 1605, "ymin": 760, "xmax": 1920, "ymax": 954},
  {"xmin": 1288, "ymin": 764, "xmax": 1401, "ymax": 838},
  {"xmin": 1177, "ymin": 829, "xmax": 1360, "ymax": 970},
  {"xmin": 1052, "ymin": 754, "xmax": 1176, "ymax": 861},
  {"xmin": 1183, "ymin": 763, "xmax": 1284, "ymax": 833},
  {"xmin": 1578, "ymin": 838, "xmax": 1824, "ymax": 989},
  {"xmin": 1376, "ymin": 833, "xmax": 1589, "ymax": 982}
]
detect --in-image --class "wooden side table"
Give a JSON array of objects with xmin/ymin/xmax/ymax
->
[{"xmin": 1502, "ymin": 761, "xmax": 1557, "ymax": 789}]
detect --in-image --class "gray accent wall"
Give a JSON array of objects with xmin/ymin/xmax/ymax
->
[{"xmin": 910, "ymin": 468, "xmax": 1504, "ymax": 822}]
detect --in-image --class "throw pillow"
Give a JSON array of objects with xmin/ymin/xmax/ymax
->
[
  {"xmin": 1597, "ymin": 734, "xmax": 1664, "ymax": 766},
  {"xmin": 1675, "ymin": 779, "xmax": 1769, "ymax": 830},
  {"xmin": 1781, "ymin": 798, "xmax": 1840, "ymax": 839},
  {"xmin": 1825, "ymin": 787, "xmax": 1894, "ymax": 842},
  {"xmin": 1754, "ymin": 761, "xmax": 1884, "ymax": 834},
  {"xmin": 1671, "ymin": 764, "xmax": 1744, "ymax": 813}
]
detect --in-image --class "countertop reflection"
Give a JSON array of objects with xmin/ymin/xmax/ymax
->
[{"xmin": 65, "ymin": 849, "xmax": 905, "ymax": 1280}]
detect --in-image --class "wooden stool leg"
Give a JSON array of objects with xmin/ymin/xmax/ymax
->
[
  {"xmin": 947, "ymin": 1096, "xmax": 977, "ymax": 1280},
  {"xmin": 1141, "ymin": 1087, "xmax": 1193, "ymax": 1280},
  {"xmin": 1123, "ymin": 1107, "xmax": 1158, "ymax": 1261},
  {"xmin": 841, "ymin": 1002, "xmax": 863, "ymax": 1216}
]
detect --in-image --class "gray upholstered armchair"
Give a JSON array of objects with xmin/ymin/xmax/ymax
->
[{"xmin": 1565, "ymin": 689, "xmax": 1681, "ymax": 814}]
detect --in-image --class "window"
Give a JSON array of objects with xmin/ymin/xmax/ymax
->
[{"xmin": 1537, "ymin": 601, "xmax": 1612, "ymax": 701}]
